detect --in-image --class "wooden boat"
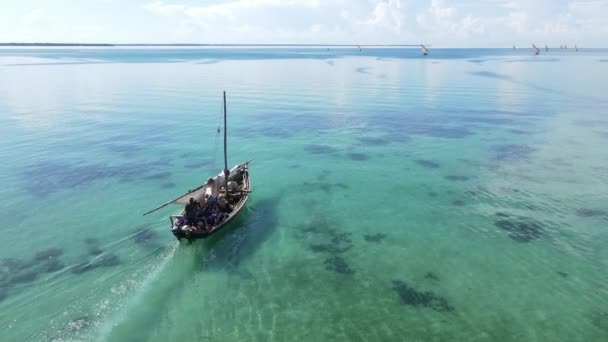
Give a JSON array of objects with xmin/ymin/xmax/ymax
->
[{"xmin": 144, "ymin": 92, "xmax": 252, "ymax": 241}]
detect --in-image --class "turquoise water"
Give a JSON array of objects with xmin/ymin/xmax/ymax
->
[{"xmin": 1, "ymin": 47, "xmax": 608, "ymax": 341}]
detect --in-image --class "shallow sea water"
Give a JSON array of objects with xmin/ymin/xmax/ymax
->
[{"xmin": 0, "ymin": 47, "xmax": 607, "ymax": 341}]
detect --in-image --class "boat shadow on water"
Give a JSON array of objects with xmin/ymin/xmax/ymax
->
[{"xmin": 196, "ymin": 195, "xmax": 280, "ymax": 276}]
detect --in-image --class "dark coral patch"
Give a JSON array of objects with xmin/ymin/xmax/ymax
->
[
  {"xmin": 363, "ymin": 233, "xmax": 387, "ymax": 243},
  {"xmin": 330, "ymin": 232, "xmax": 352, "ymax": 245},
  {"xmin": 391, "ymin": 280, "xmax": 453, "ymax": 312},
  {"xmin": 144, "ymin": 172, "xmax": 172, "ymax": 180},
  {"xmin": 452, "ymin": 200, "xmax": 466, "ymax": 206},
  {"xmin": 556, "ymin": 271, "xmax": 568, "ymax": 278},
  {"xmin": 494, "ymin": 217, "xmax": 543, "ymax": 242},
  {"xmin": 184, "ymin": 161, "xmax": 211, "ymax": 169},
  {"xmin": 416, "ymin": 159, "xmax": 440, "ymax": 169},
  {"xmin": 304, "ymin": 144, "xmax": 338, "ymax": 155},
  {"xmin": 575, "ymin": 208, "xmax": 608, "ymax": 218},
  {"xmin": 492, "ymin": 144, "xmax": 536, "ymax": 162},
  {"xmin": 10, "ymin": 270, "xmax": 39, "ymax": 285},
  {"xmin": 84, "ymin": 238, "xmax": 99, "ymax": 245},
  {"xmin": 71, "ymin": 254, "xmax": 120, "ymax": 274},
  {"xmin": 44, "ymin": 258, "xmax": 65, "ymax": 273},
  {"xmin": 93, "ymin": 254, "xmax": 120, "ymax": 267},
  {"xmin": 333, "ymin": 183, "xmax": 350, "ymax": 190},
  {"xmin": 425, "ymin": 272, "xmax": 440, "ymax": 281},
  {"xmin": 35, "ymin": 248, "xmax": 64, "ymax": 261},
  {"xmin": 105, "ymin": 144, "xmax": 143, "ymax": 156},
  {"xmin": 88, "ymin": 246, "xmax": 104, "ymax": 256},
  {"xmin": 357, "ymin": 137, "xmax": 389, "ymax": 146},
  {"xmin": 445, "ymin": 175, "xmax": 469, "ymax": 182},
  {"xmin": 347, "ymin": 152, "xmax": 369, "ymax": 161},
  {"xmin": 1, "ymin": 258, "xmax": 37, "ymax": 272},
  {"xmin": 71, "ymin": 262, "xmax": 94, "ymax": 274},
  {"xmin": 324, "ymin": 256, "xmax": 355, "ymax": 275},
  {"xmin": 509, "ymin": 129, "xmax": 535, "ymax": 135},
  {"xmin": 310, "ymin": 244, "xmax": 351, "ymax": 254},
  {"xmin": 24, "ymin": 160, "xmax": 170, "ymax": 195}
]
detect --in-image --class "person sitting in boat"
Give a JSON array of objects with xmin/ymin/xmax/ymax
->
[
  {"xmin": 184, "ymin": 197, "xmax": 200, "ymax": 225},
  {"xmin": 204, "ymin": 205, "xmax": 223, "ymax": 227},
  {"xmin": 226, "ymin": 181, "xmax": 241, "ymax": 204},
  {"xmin": 218, "ymin": 186, "xmax": 233, "ymax": 213},
  {"xmin": 198, "ymin": 196, "xmax": 217, "ymax": 226},
  {"xmin": 210, "ymin": 205, "xmax": 227, "ymax": 224},
  {"xmin": 204, "ymin": 178, "xmax": 216, "ymax": 199}
]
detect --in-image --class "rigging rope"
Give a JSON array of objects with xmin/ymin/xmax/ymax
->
[{"xmin": 210, "ymin": 106, "xmax": 222, "ymax": 171}]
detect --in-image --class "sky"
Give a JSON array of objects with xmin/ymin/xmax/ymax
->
[{"xmin": 1, "ymin": 0, "xmax": 607, "ymax": 47}]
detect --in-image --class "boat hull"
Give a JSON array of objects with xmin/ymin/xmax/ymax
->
[{"xmin": 170, "ymin": 161, "xmax": 251, "ymax": 241}]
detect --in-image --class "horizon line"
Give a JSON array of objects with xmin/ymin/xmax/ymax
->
[{"xmin": 1, "ymin": 43, "xmax": 601, "ymax": 48}]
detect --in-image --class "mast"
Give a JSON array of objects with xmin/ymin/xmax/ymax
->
[{"xmin": 223, "ymin": 91, "xmax": 229, "ymax": 190}]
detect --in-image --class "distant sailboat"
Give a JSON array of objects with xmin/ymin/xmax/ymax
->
[
  {"xmin": 532, "ymin": 44, "xmax": 540, "ymax": 55},
  {"xmin": 513, "ymin": 45, "xmax": 517, "ymax": 50},
  {"xmin": 565, "ymin": 44, "xmax": 568, "ymax": 49},
  {"xmin": 357, "ymin": 45, "xmax": 362, "ymax": 52},
  {"xmin": 575, "ymin": 45, "xmax": 578, "ymax": 52},
  {"xmin": 421, "ymin": 44, "xmax": 429, "ymax": 56},
  {"xmin": 545, "ymin": 44, "xmax": 549, "ymax": 52}
]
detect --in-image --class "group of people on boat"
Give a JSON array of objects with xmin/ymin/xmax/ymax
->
[{"xmin": 181, "ymin": 178, "xmax": 239, "ymax": 231}]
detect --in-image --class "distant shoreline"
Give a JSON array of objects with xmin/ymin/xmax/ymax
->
[
  {"xmin": 1, "ymin": 43, "xmax": 603, "ymax": 49},
  {"xmin": 0, "ymin": 43, "xmax": 421, "ymax": 47}
]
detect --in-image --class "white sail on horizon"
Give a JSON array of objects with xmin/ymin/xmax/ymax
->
[
  {"xmin": 532, "ymin": 44, "xmax": 540, "ymax": 55},
  {"xmin": 421, "ymin": 44, "xmax": 429, "ymax": 56}
]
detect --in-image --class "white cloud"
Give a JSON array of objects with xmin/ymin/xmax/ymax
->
[
  {"xmin": 140, "ymin": 0, "xmax": 608, "ymax": 46},
  {"xmin": 143, "ymin": 1, "xmax": 186, "ymax": 15},
  {"xmin": 145, "ymin": 0, "xmax": 321, "ymax": 18}
]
